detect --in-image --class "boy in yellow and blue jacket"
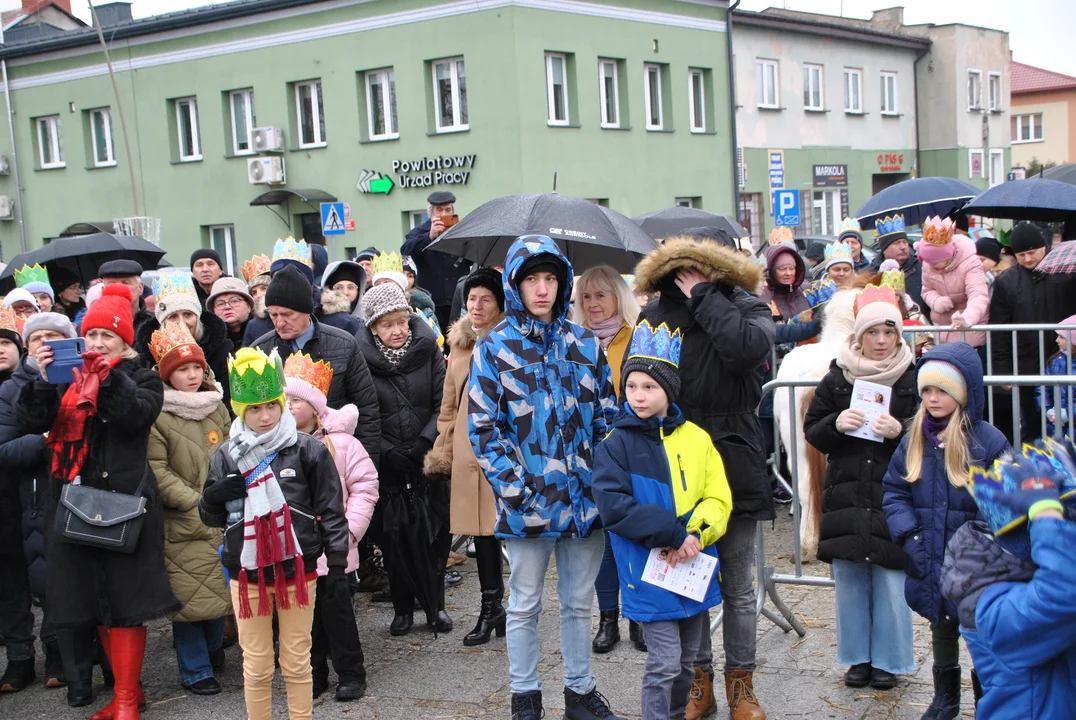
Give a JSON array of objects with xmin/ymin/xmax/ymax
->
[{"xmin": 593, "ymin": 320, "xmax": 733, "ymax": 720}]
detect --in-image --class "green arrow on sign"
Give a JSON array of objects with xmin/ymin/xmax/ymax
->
[{"xmin": 370, "ymin": 175, "xmax": 394, "ymax": 195}]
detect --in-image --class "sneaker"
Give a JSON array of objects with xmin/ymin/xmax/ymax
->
[
  {"xmin": 772, "ymin": 484, "xmax": 793, "ymax": 505},
  {"xmin": 563, "ymin": 687, "xmax": 624, "ymax": 720},
  {"xmin": 355, "ymin": 558, "xmax": 389, "ymax": 593},
  {"xmin": 445, "ymin": 569, "xmax": 463, "ymax": 587}
]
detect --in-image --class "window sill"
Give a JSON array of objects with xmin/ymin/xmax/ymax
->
[
  {"xmin": 804, "ymin": 107, "xmax": 826, "ymax": 113},
  {"xmin": 548, "ymin": 122, "xmax": 582, "ymax": 129},
  {"xmin": 427, "ymin": 126, "xmax": 470, "ymax": 137},
  {"xmin": 845, "ymin": 110, "xmax": 866, "ymax": 116},
  {"xmin": 170, "ymin": 157, "xmax": 203, "ymax": 165},
  {"xmin": 1011, "ymin": 139, "xmax": 1044, "ymax": 145},
  {"xmin": 646, "ymin": 127, "xmax": 674, "ymax": 134},
  {"xmin": 600, "ymin": 124, "xmax": 631, "ymax": 131},
  {"xmin": 990, "ymin": 108, "xmax": 1005, "ymax": 115},
  {"xmin": 35, "ymin": 163, "xmax": 66, "ymax": 171},
  {"xmin": 757, "ymin": 105, "xmax": 783, "ymax": 112},
  {"xmin": 691, "ymin": 129, "xmax": 718, "ymax": 136},
  {"xmin": 359, "ymin": 134, "xmax": 400, "ymax": 145},
  {"xmin": 86, "ymin": 162, "xmax": 117, "ymax": 170},
  {"xmin": 881, "ymin": 112, "xmax": 902, "ymax": 118},
  {"xmin": 968, "ymin": 107, "xmax": 983, "ymax": 113},
  {"xmin": 224, "ymin": 151, "xmax": 256, "ymax": 159},
  {"xmin": 292, "ymin": 143, "xmax": 328, "ymax": 152}
]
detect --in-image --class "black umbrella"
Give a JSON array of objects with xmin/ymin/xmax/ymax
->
[
  {"xmin": 1042, "ymin": 163, "xmax": 1076, "ymax": 186},
  {"xmin": 631, "ymin": 206, "xmax": 748, "ymax": 241},
  {"xmin": 428, "ymin": 194, "xmax": 657, "ymax": 273},
  {"xmin": 382, "ymin": 480, "xmax": 442, "ymax": 621},
  {"xmin": 854, "ymin": 176, "xmax": 981, "ymax": 228},
  {"xmin": 0, "ymin": 233, "xmax": 166, "ymax": 293},
  {"xmin": 961, "ymin": 177, "xmax": 1076, "ymax": 222}
]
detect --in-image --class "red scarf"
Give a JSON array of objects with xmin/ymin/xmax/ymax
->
[{"xmin": 48, "ymin": 352, "xmax": 121, "ymax": 484}]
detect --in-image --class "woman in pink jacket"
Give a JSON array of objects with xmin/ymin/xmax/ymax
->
[
  {"xmin": 283, "ymin": 353, "xmax": 378, "ymax": 703},
  {"xmin": 917, "ymin": 216, "xmax": 990, "ymax": 361}
]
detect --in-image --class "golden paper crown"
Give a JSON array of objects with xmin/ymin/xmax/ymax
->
[
  {"xmin": 242, "ymin": 254, "xmax": 271, "ymax": 284},
  {"xmin": 853, "ymin": 284, "xmax": 901, "ymax": 317},
  {"xmin": 149, "ymin": 321, "xmax": 199, "ymax": 365},
  {"xmin": 272, "ymin": 237, "xmax": 313, "ymax": 268},
  {"xmin": 922, "ymin": 215, "xmax": 956, "ymax": 247},
  {"xmin": 881, "ymin": 268, "xmax": 906, "ymax": 293},
  {"xmin": 0, "ymin": 306, "xmax": 20, "ymax": 337},
  {"xmin": 371, "ymin": 251, "xmax": 403, "ymax": 276},
  {"xmin": 768, "ymin": 226, "xmax": 794, "ymax": 246},
  {"xmin": 283, "ymin": 352, "xmax": 333, "ymax": 397}
]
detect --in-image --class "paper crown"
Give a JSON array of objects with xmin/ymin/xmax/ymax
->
[
  {"xmin": 838, "ymin": 217, "xmax": 861, "ymax": 236},
  {"xmin": 371, "ymin": 251, "xmax": 404, "ymax": 277},
  {"xmin": 875, "ymin": 214, "xmax": 906, "ymax": 239},
  {"xmin": 803, "ymin": 278, "xmax": 837, "ymax": 309},
  {"xmin": 768, "ymin": 226, "xmax": 794, "ymax": 247},
  {"xmin": 881, "ymin": 268, "xmax": 906, "ymax": 294},
  {"xmin": 627, "ymin": 319, "xmax": 682, "ymax": 369},
  {"xmin": 283, "ymin": 352, "xmax": 333, "ymax": 398},
  {"xmin": 922, "ymin": 215, "xmax": 956, "ymax": 247},
  {"xmin": 228, "ymin": 347, "xmax": 286, "ymax": 413},
  {"xmin": 272, "ymin": 237, "xmax": 313, "ymax": 268},
  {"xmin": 824, "ymin": 242, "xmax": 854, "ymax": 265},
  {"xmin": 152, "ymin": 270, "xmax": 197, "ymax": 300},
  {"xmin": 14, "ymin": 264, "xmax": 49, "ymax": 289},
  {"xmin": 997, "ymin": 228, "xmax": 1011, "ymax": 248},
  {"xmin": 242, "ymin": 254, "xmax": 271, "ymax": 283},
  {"xmin": 149, "ymin": 321, "xmax": 199, "ymax": 366},
  {"xmin": 0, "ymin": 306, "xmax": 21, "ymax": 337},
  {"xmin": 853, "ymin": 284, "xmax": 901, "ymax": 317}
]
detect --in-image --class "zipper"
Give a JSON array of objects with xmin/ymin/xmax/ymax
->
[{"xmin": 677, "ymin": 454, "xmax": 687, "ymax": 492}]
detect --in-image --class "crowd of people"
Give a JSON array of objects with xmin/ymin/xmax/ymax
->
[{"xmin": 0, "ymin": 187, "xmax": 1075, "ymax": 720}]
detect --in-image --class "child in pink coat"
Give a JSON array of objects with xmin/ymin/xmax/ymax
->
[
  {"xmin": 918, "ymin": 216, "xmax": 990, "ymax": 349},
  {"xmin": 284, "ymin": 353, "xmax": 378, "ymax": 702}
]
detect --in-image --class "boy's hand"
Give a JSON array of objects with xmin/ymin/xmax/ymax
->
[{"xmin": 668, "ymin": 534, "xmax": 701, "ymax": 567}]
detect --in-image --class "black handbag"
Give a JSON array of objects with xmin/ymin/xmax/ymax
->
[{"xmin": 53, "ymin": 470, "xmax": 148, "ymax": 553}]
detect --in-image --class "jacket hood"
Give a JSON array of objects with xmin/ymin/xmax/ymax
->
[
  {"xmin": 161, "ymin": 385, "xmax": 225, "ymax": 421},
  {"xmin": 609, "ymin": 402, "xmax": 686, "ymax": 435},
  {"xmin": 765, "ymin": 243, "xmax": 806, "ymax": 294},
  {"xmin": 634, "ymin": 236, "xmax": 764, "ymax": 295},
  {"xmin": 318, "ymin": 287, "xmax": 353, "ymax": 316},
  {"xmin": 321, "ymin": 260, "xmax": 366, "ymax": 291},
  {"xmin": 503, "ymin": 235, "xmax": 574, "ymax": 330},
  {"xmin": 915, "ymin": 341, "xmax": 986, "ymax": 422},
  {"xmin": 321, "ymin": 402, "xmax": 358, "ymax": 436},
  {"xmin": 941, "ymin": 521, "xmax": 1036, "ymax": 630},
  {"xmin": 358, "ymin": 313, "xmax": 440, "ymax": 375},
  {"xmin": 410, "ymin": 287, "xmax": 436, "ymax": 314},
  {"xmin": 447, "ymin": 312, "xmax": 504, "ymax": 351}
]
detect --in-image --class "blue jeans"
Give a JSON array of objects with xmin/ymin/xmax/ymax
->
[
  {"xmin": 505, "ymin": 530, "xmax": 605, "ymax": 694},
  {"xmin": 641, "ymin": 613, "xmax": 707, "ymax": 720},
  {"xmin": 173, "ymin": 617, "xmax": 226, "ymax": 686},
  {"xmin": 594, "ymin": 532, "xmax": 620, "ymax": 612},
  {"xmin": 831, "ymin": 559, "xmax": 916, "ymax": 674}
]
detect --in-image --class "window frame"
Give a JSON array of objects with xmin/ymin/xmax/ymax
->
[
  {"xmin": 843, "ymin": 68, "xmax": 863, "ymax": 114},
  {"xmin": 988, "ymin": 148, "xmax": 1004, "ymax": 187},
  {"xmin": 755, "ymin": 59, "xmax": 779, "ymax": 109},
  {"xmin": 969, "ymin": 148, "xmax": 985, "ymax": 179},
  {"xmin": 174, "ymin": 97, "xmax": 202, "ymax": 162},
  {"xmin": 1011, "ymin": 113, "xmax": 1044, "ymax": 143},
  {"xmin": 208, "ymin": 225, "xmax": 237, "ymax": 276},
  {"xmin": 644, "ymin": 63, "xmax": 664, "ymax": 130},
  {"xmin": 688, "ymin": 68, "xmax": 707, "ymax": 132},
  {"xmin": 598, "ymin": 59, "xmax": 620, "ymax": 129},
  {"xmin": 36, "ymin": 115, "xmax": 65, "ymax": 169},
  {"xmin": 988, "ymin": 72, "xmax": 1002, "ymax": 112},
  {"xmin": 675, "ymin": 197, "xmax": 696, "ymax": 209},
  {"xmin": 89, "ymin": 108, "xmax": 115, "ymax": 167},
  {"xmin": 880, "ymin": 71, "xmax": 898, "ymax": 115},
  {"xmin": 802, "ymin": 63, "xmax": 823, "ymax": 112},
  {"xmin": 295, "ymin": 80, "xmax": 327, "ymax": 148},
  {"xmin": 364, "ymin": 68, "xmax": 399, "ymax": 140},
  {"xmin": 432, "ymin": 57, "xmax": 469, "ymax": 133},
  {"xmin": 545, "ymin": 52, "xmax": 570, "ymax": 126},
  {"xmin": 967, "ymin": 69, "xmax": 983, "ymax": 110},
  {"xmin": 229, "ymin": 88, "xmax": 256, "ymax": 156}
]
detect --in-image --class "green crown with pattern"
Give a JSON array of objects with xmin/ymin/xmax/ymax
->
[
  {"xmin": 228, "ymin": 346, "xmax": 286, "ymax": 415},
  {"xmin": 14, "ymin": 263, "xmax": 49, "ymax": 289}
]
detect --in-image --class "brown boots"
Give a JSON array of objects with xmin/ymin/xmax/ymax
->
[
  {"xmin": 725, "ymin": 670, "xmax": 766, "ymax": 720},
  {"xmin": 685, "ymin": 667, "xmax": 715, "ymax": 719}
]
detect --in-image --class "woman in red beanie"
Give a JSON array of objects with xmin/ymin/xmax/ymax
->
[{"xmin": 15, "ymin": 283, "xmax": 178, "ymax": 718}]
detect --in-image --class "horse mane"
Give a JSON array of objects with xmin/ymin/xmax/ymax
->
[{"xmin": 818, "ymin": 288, "xmax": 859, "ymax": 344}]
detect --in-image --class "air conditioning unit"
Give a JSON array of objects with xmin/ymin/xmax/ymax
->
[
  {"xmin": 247, "ymin": 156, "xmax": 285, "ymax": 185},
  {"xmin": 0, "ymin": 195, "xmax": 13, "ymax": 220},
  {"xmin": 250, "ymin": 126, "xmax": 285, "ymax": 154},
  {"xmin": 0, "ymin": 155, "xmax": 10, "ymax": 175}
]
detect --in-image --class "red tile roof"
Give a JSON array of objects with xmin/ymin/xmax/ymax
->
[{"xmin": 1012, "ymin": 61, "xmax": 1076, "ymax": 94}]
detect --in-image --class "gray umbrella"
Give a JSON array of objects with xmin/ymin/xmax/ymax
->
[
  {"xmin": 427, "ymin": 194, "xmax": 657, "ymax": 273},
  {"xmin": 632, "ymin": 206, "xmax": 748, "ymax": 240}
]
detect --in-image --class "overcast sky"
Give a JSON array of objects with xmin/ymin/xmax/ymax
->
[{"xmin": 67, "ymin": 0, "xmax": 1076, "ymax": 77}]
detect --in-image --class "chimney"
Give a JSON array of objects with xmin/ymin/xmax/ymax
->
[
  {"xmin": 92, "ymin": 1, "xmax": 132, "ymax": 27},
  {"xmin": 23, "ymin": 0, "xmax": 73, "ymax": 14},
  {"xmin": 869, "ymin": 7, "xmax": 906, "ymax": 33}
]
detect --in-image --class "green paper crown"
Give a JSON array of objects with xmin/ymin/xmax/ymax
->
[
  {"xmin": 228, "ymin": 346, "xmax": 286, "ymax": 415},
  {"xmin": 14, "ymin": 263, "xmax": 49, "ymax": 288}
]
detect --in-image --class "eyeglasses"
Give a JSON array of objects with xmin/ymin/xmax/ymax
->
[
  {"xmin": 214, "ymin": 297, "xmax": 248, "ymax": 309},
  {"xmin": 334, "ymin": 283, "xmax": 359, "ymax": 292}
]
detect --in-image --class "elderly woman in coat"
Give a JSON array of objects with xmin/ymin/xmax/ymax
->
[
  {"xmin": 16, "ymin": 284, "xmax": 178, "ymax": 716},
  {"xmin": 426, "ymin": 268, "xmax": 506, "ymax": 646}
]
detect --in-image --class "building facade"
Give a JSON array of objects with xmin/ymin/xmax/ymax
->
[
  {"xmin": 1010, "ymin": 61, "xmax": 1076, "ymax": 170},
  {"xmin": 0, "ymin": 0, "xmax": 734, "ymax": 272}
]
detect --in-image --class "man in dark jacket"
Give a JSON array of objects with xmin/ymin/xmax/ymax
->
[
  {"xmin": 870, "ymin": 214, "xmax": 924, "ymax": 310},
  {"xmin": 634, "ymin": 236, "xmax": 775, "ymax": 720},
  {"xmin": 190, "ymin": 249, "xmax": 224, "ymax": 309},
  {"xmin": 838, "ymin": 219, "xmax": 872, "ymax": 272},
  {"xmin": 990, "ymin": 222, "xmax": 1076, "ymax": 444},
  {"xmin": 401, "ymin": 190, "xmax": 469, "ymax": 330},
  {"xmin": 251, "ymin": 266, "xmax": 381, "ymax": 467}
]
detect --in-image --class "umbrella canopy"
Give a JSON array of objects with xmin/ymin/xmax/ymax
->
[
  {"xmin": 961, "ymin": 177, "xmax": 1076, "ymax": 222},
  {"xmin": 428, "ymin": 194, "xmax": 657, "ymax": 273},
  {"xmin": 0, "ymin": 233, "xmax": 166, "ymax": 293},
  {"xmin": 382, "ymin": 481, "xmax": 442, "ymax": 619},
  {"xmin": 1034, "ymin": 240, "xmax": 1076, "ymax": 275},
  {"xmin": 1042, "ymin": 164, "xmax": 1076, "ymax": 186},
  {"xmin": 854, "ymin": 176, "xmax": 981, "ymax": 229},
  {"xmin": 631, "ymin": 206, "xmax": 748, "ymax": 241}
]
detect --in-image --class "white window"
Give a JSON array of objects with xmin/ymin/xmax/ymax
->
[
  {"xmin": 689, "ymin": 68, "xmax": 706, "ymax": 132},
  {"xmin": 755, "ymin": 59, "xmax": 779, "ymax": 109},
  {"xmin": 843, "ymin": 69, "xmax": 862, "ymax": 113},
  {"xmin": 968, "ymin": 70, "xmax": 982, "ymax": 110},
  {"xmin": 365, "ymin": 68, "xmax": 398, "ymax": 140},
  {"xmin": 295, "ymin": 80, "xmax": 326, "ymax": 147},
  {"xmin": 174, "ymin": 98, "xmax": 201, "ymax": 161},
  {"xmin": 802, "ymin": 64, "xmax": 823, "ymax": 111},
  {"xmin": 644, "ymin": 63, "xmax": 664, "ymax": 130},
  {"xmin": 969, "ymin": 149, "xmax": 984, "ymax": 178},
  {"xmin": 545, "ymin": 53, "xmax": 569, "ymax": 126},
  {"xmin": 229, "ymin": 89, "xmax": 256, "ymax": 155},
  {"xmin": 598, "ymin": 59, "xmax": 620, "ymax": 128},
  {"xmin": 208, "ymin": 226, "xmax": 237, "ymax": 276},
  {"xmin": 36, "ymin": 116, "xmax": 64, "ymax": 169},
  {"xmin": 89, "ymin": 108, "xmax": 114, "ymax": 167},
  {"xmin": 813, "ymin": 190, "xmax": 841, "ymax": 235},
  {"xmin": 880, "ymin": 72, "xmax": 898, "ymax": 115},
  {"xmin": 409, "ymin": 210, "xmax": 429, "ymax": 229},
  {"xmin": 433, "ymin": 57, "xmax": 468, "ymax": 132},
  {"xmin": 989, "ymin": 72, "xmax": 1002, "ymax": 111},
  {"xmin": 1011, "ymin": 113, "xmax": 1044, "ymax": 143},
  {"xmin": 675, "ymin": 197, "xmax": 696, "ymax": 208},
  {"xmin": 989, "ymin": 149, "xmax": 1004, "ymax": 187}
]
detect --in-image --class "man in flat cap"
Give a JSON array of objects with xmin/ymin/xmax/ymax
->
[
  {"xmin": 402, "ymin": 190, "xmax": 469, "ymax": 330},
  {"xmin": 98, "ymin": 260, "xmax": 156, "ymax": 338}
]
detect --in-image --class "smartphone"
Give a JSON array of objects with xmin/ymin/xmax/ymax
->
[
  {"xmin": 42, "ymin": 338, "xmax": 85, "ymax": 385},
  {"xmin": 440, "ymin": 214, "xmax": 460, "ymax": 229}
]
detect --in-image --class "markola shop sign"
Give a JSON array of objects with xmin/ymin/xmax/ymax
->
[{"xmin": 813, "ymin": 164, "xmax": 847, "ymax": 187}]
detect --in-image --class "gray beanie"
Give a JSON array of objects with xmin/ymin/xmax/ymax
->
[
  {"xmin": 362, "ymin": 283, "xmax": 411, "ymax": 327},
  {"xmin": 22, "ymin": 311, "xmax": 76, "ymax": 342}
]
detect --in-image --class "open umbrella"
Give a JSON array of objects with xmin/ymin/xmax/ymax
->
[
  {"xmin": 1042, "ymin": 164, "xmax": 1076, "ymax": 186},
  {"xmin": 854, "ymin": 176, "xmax": 981, "ymax": 229},
  {"xmin": 381, "ymin": 480, "xmax": 442, "ymax": 621},
  {"xmin": 1034, "ymin": 240, "xmax": 1076, "ymax": 275},
  {"xmin": 0, "ymin": 233, "xmax": 166, "ymax": 293},
  {"xmin": 961, "ymin": 177, "xmax": 1076, "ymax": 222},
  {"xmin": 631, "ymin": 207, "xmax": 747, "ymax": 240},
  {"xmin": 428, "ymin": 194, "xmax": 657, "ymax": 273}
]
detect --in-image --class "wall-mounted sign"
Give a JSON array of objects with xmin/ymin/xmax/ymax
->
[
  {"xmin": 877, "ymin": 152, "xmax": 905, "ymax": 173},
  {"xmin": 813, "ymin": 164, "xmax": 848, "ymax": 187},
  {"xmin": 394, "ymin": 154, "xmax": 477, "ymax": 189},
  {"xmin": 768, "ymin": 149, "xmax": 784, "ymax": 216},
  {"xmin": 357, "ymin": 170, "xmax": 394, "ymax": 195}
]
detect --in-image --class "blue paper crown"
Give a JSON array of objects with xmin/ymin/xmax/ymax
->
[
  {"xmin": 627, "ymin": 319, "xmax": 682, "ymax": 369},
  {"xmin": 875, "ymin": 214, "xmax": 906, "ymax": 239},
  {"xmin": 803, "ymin": 278, "xmax": 837, "ymax": 310},
  {"xmin": 152, "ymin": 270, "xmax": 196, "ymax": 299},
  {"xmin": 825, "ymin": 242, "xmax": 853, "ymax": 263}
]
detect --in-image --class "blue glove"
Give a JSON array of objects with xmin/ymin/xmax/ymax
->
[{"xmin": 969, "ymin": 453, "xmax": 1065, "ymax": 535}]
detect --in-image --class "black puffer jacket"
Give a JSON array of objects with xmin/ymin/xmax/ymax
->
[
  {"xmin": 803, "ymin": 361, "xmax": 919, "ymax": 570},
  {"xmin": 990, "ymin": 262, "xmax": 1076, "ymax": 375},
  {"xmin": 0, "ymin": 365, "xmax": 23, "ymax": 554},
  {"xmin": 200, "ymin": 433, "xmax": 350, "ymax": 581},
  {"xmin": 357, "ymin": 315, "xmax": 444, "ymax": 486},
  {"xmin": 252, "ymin": 317, "xmax": 381, "ymax": 467},
  {"xmin": 402, "ymin": 219, "xmax": 470, "ymax": 308},
  {"xmin": 135, "ymin": 311, "xmax": 233, "ymax": 407},
  {"xmin": 634, "ymin": 238, "xmax": 777, "ymax": 522}
]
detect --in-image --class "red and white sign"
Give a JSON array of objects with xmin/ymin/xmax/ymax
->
[
  {"xmin": 877, "ymin": 152, "xmax": 905, "ymax": 173},
  {"xmin": 345, "ymin": 219, "xmax": 356, "ymax": 232}
]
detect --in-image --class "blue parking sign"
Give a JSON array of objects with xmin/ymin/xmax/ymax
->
[{"xmin": 774, "ymin": 190, "xmax": 800, "ymax": 228}]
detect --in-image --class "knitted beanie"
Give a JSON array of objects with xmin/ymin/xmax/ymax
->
[
  {"xmin": 463, "ymin": 267, "xmax": 506, "ymax": 312},
  {"xmin": 190, "ymin": 248, "xmax": 222, "ymax": 269},
  {"xmin": 81, "ymin": 284, "xmax": 135, "ymax": 346},
  {"xmin": 22, "ymin": 311, "xmax": 76, "ymax": 343},
  {"xmin": 154, "ymin": 287, "xmax": 201, "ymax": 324},
  {"xmin": 264, "ymin": 265, "xmax": 315, "ymax": 314},
  {"xmin": 270, "ymin": 258, "xmax": 315, "ymax": 285},
  {"xmin": 917, "ymin": 360, "xmax": 968, "ymax": 408},
  {"xmin": 1056, "ymin": 314, "xmax": 1076, "ymax": 347},
  {"xmin": 84, "ymin": 282, "xmax": 104, "ymax": 311},
  {"xmin": 285, "ymin": 377, "xmax": 328, "ymax": 416},
  {"xmin": 3, "ymin": 289, "xmax": 39, "ymax": 311},
  {"xmin": 362, "ymin": 283, "xmax": 410, "ymax": 327},
  {"xmin": 1009, "ymin": 222, "xmax": 1047, "ymax": 254},
  {"xmin": 621, "ymin": 357, "xmax": 681, "ymax": 404},
  {"xmin": 975, "ymin": 238, "xmax": 1002, "ymax": 264},
  {"xmin": 20, "ymin": 281, "xmax": 53, "ymax": 301},
  {"xmin": 854, "ymin": 301, "xmax": 904, "ymax": 344}
]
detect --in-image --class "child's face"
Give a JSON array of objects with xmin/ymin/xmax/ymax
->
[
  {"xmin": 625, "ymin": 371, "xmax": 669, "ymax": 420},
  {"xmin": 244, "ymin": 401, "xmax": 283, "ymax": 435},
  {"xmin": 921, "ymin": 386, "xmax": 959, "ymax": 419},
  {"xmin": 287, "ymin": 396, "xmax": 318, "ymax": 433},
  {"xmin": 168, "ymin": 362, "xmax": 205, "ymax": 393},
  {"xmin": 1058, "ymin": 334, "xmax": 1069, "ymax": 353}
]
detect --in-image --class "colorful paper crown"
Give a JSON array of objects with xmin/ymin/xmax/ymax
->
[
  {"xmin": 803, "ymin": 278, "xmax": 837, "ymax": 309},
  {"xmin": 272, "ymin": 237, "xmax": 313, "ymax": 268},
  {"xmin": 875, "ymin": 214, "xmax": 906, "ymax": 239},
  {"xmin": 14, "ymin": 263, "xmax": 49, "ymax": 289},
  {"xmin": 0, "ymin": 306, "xmax": 21, "ymax": 337},
  {"xmin": 881, "ymin": 268, "xmax": 906, "ymax": 294},
  {"xmin": 838, "ymin": 217, "xmax": 861, "ymax": 236},
  {"xmin": 627, "ymin": 319, "xmax": 682, "ymax": 369},
  {"xmin": 997, "ymin": 228, "xmax": 1011, "ymax": 248},
  {"xmin": 371, "ymin": 251, "xmax": 404, "ymax": 277},
  {"xmin": 922, "ymin": 215, "xmax": 956, "ymax": 246},
  {"xmin": 283, "ymin": 352, "xmax": 333, "ymax": 398},
  {"xmin": 768, "ymin": 226, "xmax": 794, "ymax": 247},
  {"xmin": 228, "ymin": 347, "xmax": 286, "ymax": 415},
  {"xmin": 242, "ymin": 254, "xmax": 271, "ymax": 283},
  {"xmin": 824, "ymin": 242, "xmax": 854, "ymax": 265},
  {"xmin": 152, "ymin": 270, "xmax": 197, "ymax": 300},
  {"xmin": 853, "ymin": 284, "xmax": 901, "ymax": 317},
  {"xmin": 149, "ymin": 320, "xmax": 199, "ymax": 366}
]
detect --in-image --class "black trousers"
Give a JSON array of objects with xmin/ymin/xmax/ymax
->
[
  {"xmin": 310, "ymin": 576, "xmax": 365, "ymax": 684},
  {"xmin": 0, "ymin": 552, "xmax": 35, "ymax": 662}
]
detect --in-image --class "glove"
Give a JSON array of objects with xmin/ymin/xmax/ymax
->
[
  {"xmin": 932, "ymin": 296, "xmax": 954, "ymax": 314},
  {"xmin": 993, "ymin": 476, "xmax": 1064, "ymax": 526},
  {"xmin": 835, "ymin": 408, "xmax": 866, "ymax": 433},
  {"xmin": 409, "ymin": 437, "xmax": 433, "ymax": 466},
  {"xmin": 324, "ymin": 565, "xmax": 349, "ymax": 600},
  {"xmin": 949, "ymin": 311, "xmax": 967, "ymax": 330},
  {"xmin": 1047, "ymin": 408, "xmax": 1056, "ymax": 424},
  {"xmin": 871, "ymin": 413, "xmax": 903, "ymax": 440},
  {"xmin": 203, "ymin": 471, "xmax": 246, "ymax": 506}
]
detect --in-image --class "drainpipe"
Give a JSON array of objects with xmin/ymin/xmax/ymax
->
[
  {"xmin": 726, "ymin": 0, "xmax": 741, "ymax": 222},
  {"xmin": 912, "ymin": 46, "xmax": 928, "ymax": 180},
  {"xmin": 0, "ymin": 27, "xmax": 27, "ymax": 253}
]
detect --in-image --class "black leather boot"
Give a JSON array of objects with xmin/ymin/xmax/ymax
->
[
  {"xmin": 56, "ymin": 626, "xmax": 94, "ymax": 707},
  {"xmin": 427, "ymin": 568, "xmax": 453, "ymax": 633},
  {"xmin": 628, "ymin": 621, "xmax": 647, "ymax": 652},
  {"xmin": 464, "ymin": 591, "xmax": 507, "ymax": 646},
  {"xmin": 591, "ymin": 609, "xmax": 620, "ymax": 654},
  {"xmin": 389, "ymin": 613, "xmax": 413, "ymax": 636},
  {"xmin": 464, "ymin": 537, "xmax": 506, "ymax": 646},
  {"xmin": 511, "ymin": 690, "xmax": 543, "ymax": 720},
  {"xmin": 0, "ymin": 657, "xmax": 35, "ymax": 692},
  {"xmin": 921, "ymin": 665, "xmax": 961, "ymax": 720}
]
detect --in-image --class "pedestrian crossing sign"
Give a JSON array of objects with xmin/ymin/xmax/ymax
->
[{"xmin": 320, "ymin": 202, "xmax": 346, "ymax": 236}]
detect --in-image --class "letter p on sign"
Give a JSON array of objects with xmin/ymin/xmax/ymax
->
[{"xmin": 774, "ymin": 189, "xmax": 800, "ymax": 227}]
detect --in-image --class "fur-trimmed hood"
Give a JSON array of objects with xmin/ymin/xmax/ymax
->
[
  {"xmin": 161, "ymin": 384, "xmax": 225, "ymax": 421},
  {"xmin": 634, "ymin": 236, "xmax": 764, "ymax": 295},
  {"xmin": 446, "ymin": 312, "xmax": 505, "ymax": 351},
  {"xmin": 319, "ymin": 287, "xmax": 354, "ymax": 316}
]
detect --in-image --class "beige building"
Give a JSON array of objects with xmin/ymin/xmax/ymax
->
[{"xmin": 1010, "ymin": 61, "xmax": 1076, "ymax": 170}]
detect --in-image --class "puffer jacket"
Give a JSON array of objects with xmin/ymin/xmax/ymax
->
[
  {"xmin": 882, "ymin": 342, "xmax": 1010, "ymax": 625},
  {"xmin": 634, "ymin": 237, "xmax": 776, "ymax": 522},
  {"xmin": 468, "ymin": 235, "xmax": 617, "ymax": 539},
  {"xmin": 920, "ymin": 236, "xmax": 990, "ymax": 346},
  {"xmin": 312, "ymin": 403, "xmax": 378, "ymax": 575},
  {"xmin": 135, "ymin": 311, "xmax": 234, "ymax": 407},
  {"xmin": 0, "ymin": 364, "xmax": 27, "ymax": 554},
  {"xmin": 316, "ymin": 288, "xmax": 362, "ymax": 337},
  {"xmin": 252, "ymin": 316, "xmax": 381, "ymax": 467},
  {"xmin": 148, "ymin": 385, "xmax": 232, "ymax": 623},
  {"xmin": 1038, "ymin": 351, "xmax": 1076, "ymax": 436},
  {"xmin": 593, "ymin": 404, "xmax": 732, "ymax": 623}
]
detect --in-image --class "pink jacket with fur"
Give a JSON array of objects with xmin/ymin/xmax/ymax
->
[
  {"xmin": 920, "ymin": 235, "xmax": 990, "ymax": 347},
  {"xmin": 313, "ymin": 403, "xmax": 378, "ymax": 575}
]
